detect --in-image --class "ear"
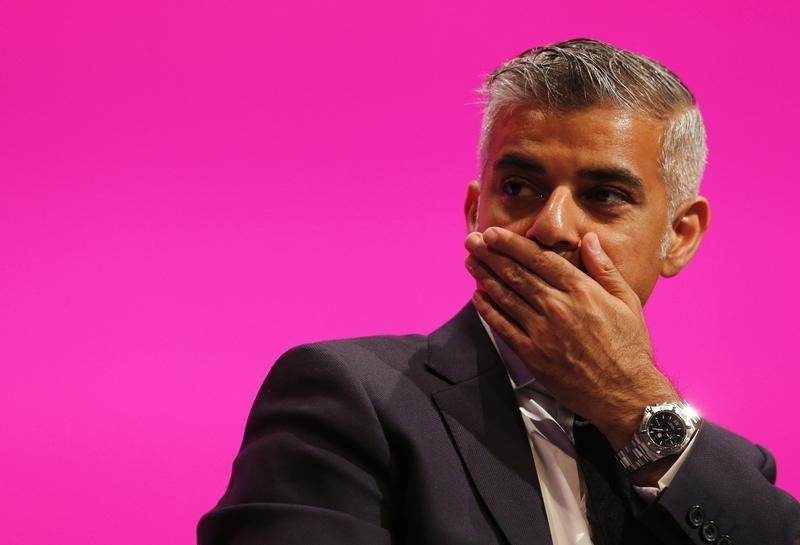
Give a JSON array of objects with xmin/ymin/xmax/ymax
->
[
  {"xmin": 661, "ymin": 196, "xmax": 711, "ymax": 277},
  {"xmin": 464, "ymin": 180, "xmax": 481, "ymax": 232}
]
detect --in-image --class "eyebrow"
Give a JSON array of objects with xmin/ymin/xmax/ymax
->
[
  {"xmin": 577, "ymin": 167, "xmax": 644, "ymax": 190},
  {"xmin": 494, "ymin": 153, "xmax": 644, "ymax": 190},
  {"xmin": 494, "ymin": 153, "xmax": 546, "ymax": 174}
]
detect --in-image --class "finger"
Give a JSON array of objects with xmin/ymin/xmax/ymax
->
[
  {"xmin": 471, "ymin": 290, "xmax": 537, "ymax": 354},
  {"xmin": 580, "ymin": 232, "xmax": 639, "ymax": 307},
  {"xmin": 465, "ymin": 236, "xmax": 556, "ymax": 310},
  {"xmin": 481, "ymin": 227, "xmax": 575, "ymax": 290},
  {"xmin": 465, "ymin": 254, "xmax": 545, "ymax": 324}
]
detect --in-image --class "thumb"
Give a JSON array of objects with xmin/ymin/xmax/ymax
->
[{"xmin": 581, "ymin": 232, "xmax": 638, "ymax": 307}]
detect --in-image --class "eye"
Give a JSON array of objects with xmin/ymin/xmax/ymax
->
[
  {"xmin": 584, "ymin": 187, "xmax": 630, "ymax": 205},
  {"xmin": 501, "ymin": 178, "xmax": 544, "ymax": 199}
]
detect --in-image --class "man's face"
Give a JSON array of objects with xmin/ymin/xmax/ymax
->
[{"xmin": 466, "ymin": 105, "xmax": 672, "ymax": 305}]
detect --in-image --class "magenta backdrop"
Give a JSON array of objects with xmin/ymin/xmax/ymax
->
[{"xmin": 2, "ymin": 1, "xmax": 799, "ymax": 543}]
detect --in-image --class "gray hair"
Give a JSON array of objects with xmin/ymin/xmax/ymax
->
[{"xmin": 479, "ymin": 39, "xmax": 707, "ymax": 216}]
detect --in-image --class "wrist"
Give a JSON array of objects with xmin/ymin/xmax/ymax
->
[
  {"xmin": 592, "ymin": 367, "xmax": 681, "ymax": 450},
  {"xmin": 615, "ymin": 400, "xmax": 702, "ymax": 474},
  {"xmin": 598, "ymin": 392, "xmax": 682, "ymax": 451}
]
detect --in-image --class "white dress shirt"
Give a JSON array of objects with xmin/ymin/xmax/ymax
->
[{"xmin": 478, "ymin": 317, "xmax": 695, "ymax": 545}]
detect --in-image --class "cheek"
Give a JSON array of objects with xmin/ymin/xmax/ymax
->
[
  {"xmin": 478, "ymin": 216, "xmax": 535, "ymax": 237},
  {"xmin": 601, "ymin": 224, "xmax": 664, "ymax": 262},
  {"xmin": 476, "ymin": 199, "xmax": 528, "ymax": 233},
  {"xmin": 476, "ymin": 198, "xmax": 503, "ymax": 231},
  {"xmin": 599, "ymin": 234, "xmax": 663, "ymax": 297}
]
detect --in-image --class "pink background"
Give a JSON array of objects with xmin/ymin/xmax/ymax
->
[{"xmin": 2, "ymin": 1, "xmax": 798, "ymax": 543}]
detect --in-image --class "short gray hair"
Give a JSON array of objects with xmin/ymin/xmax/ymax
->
[{"xmin": 479, "ymin": 39, "xmax": 707, "ymax": 215}]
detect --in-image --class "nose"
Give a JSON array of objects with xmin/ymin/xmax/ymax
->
[{"xmin": 525, "ymin": 187, "xmax": 582, "ymax": 254}]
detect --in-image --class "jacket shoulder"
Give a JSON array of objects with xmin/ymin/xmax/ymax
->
[{"xmin": 273, "ymin": 333, "xmax": 428, "ymax": 377}]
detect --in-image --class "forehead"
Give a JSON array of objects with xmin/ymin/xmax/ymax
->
[{"xmin": 485, "ymin": 105, "xmax": 666, "ymax": 187}]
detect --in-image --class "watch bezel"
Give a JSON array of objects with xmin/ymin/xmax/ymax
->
[{"xmin": 637, "ymin": 402, "xmax": 699, "ymax": 457}]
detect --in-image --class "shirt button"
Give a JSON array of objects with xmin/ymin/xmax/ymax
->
[
  {"xmin": 717, "ymin": 536, "xmax": 733, "ymax": 545},
  {"xmin": 687, "ymin": 505, "xmax": 705, "ymax": 528},
  {"xmin": 701, "ymin": 520, "xmax": 719, "ymax": 543}
]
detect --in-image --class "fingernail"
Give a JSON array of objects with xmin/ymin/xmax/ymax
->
[
  {"xmin": 586, "ymin": 233, "xmax": 601, "ymax": 254},
  {"xmin": 484, "ymin": 228, "xmax": 498, "ymax": 244},
  {"xmin": 465, "ymin": 232, "xmax": 482, "ymax": 249}
]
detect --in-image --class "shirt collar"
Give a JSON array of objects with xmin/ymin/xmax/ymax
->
[
  {"xmin": 477, "ymin": 314, "xmax": 537, "ymax": 389},
  {"xmin": 477, "ymin": 313, "xmax": 576, "ymax": 443}
]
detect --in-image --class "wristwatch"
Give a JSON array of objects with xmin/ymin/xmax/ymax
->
[{"xmin": 616, "ymin": 401, "xmax": 702, "ymax": 472}]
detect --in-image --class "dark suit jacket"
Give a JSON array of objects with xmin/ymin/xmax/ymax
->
[{"xmin": 198, "ymin": 304, "xmax": 800, "ymax": 544}]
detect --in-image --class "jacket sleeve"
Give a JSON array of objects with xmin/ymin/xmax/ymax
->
[
  {"xmin": 197, "ymin": 344, "xmax": 395, "ymax": 545},
  {"xmin": 640, "ymin": 422, "xmax": 800, "ymax": 545}
]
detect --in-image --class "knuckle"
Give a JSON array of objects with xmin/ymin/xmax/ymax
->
[
  {"xmin": 495, "ymin": 286, "xmax": 517, "ymax": 309},
  {"xmin": 544, "ymin": 298, "xmax": 571, "ymax": 322},
  {"xmin": 571, "ymin": 282, "xmax": 592, "ymax": 301},
  {"xmin": 599, "ymin": 258, "xmax": 616, "ymax": 275},
  {"xmin": 561, "ymin": 270, "xmax": 581, "ymax": 289},
  {"xmin": 501, "ymin": 262, "xmax": 526, "ymax": 286},
  {"xmin": 531, "ymin": 252, "xmax": 551, "ymax": 271}
]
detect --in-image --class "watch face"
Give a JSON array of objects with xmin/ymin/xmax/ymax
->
[{"xmin": 647, "ymin": 410, "xmax": 687, "ymax": 448}]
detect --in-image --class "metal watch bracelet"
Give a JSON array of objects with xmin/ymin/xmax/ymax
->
[{"xmin": 616, "ymin": 401, "xmax": 702, "ymax": 473}]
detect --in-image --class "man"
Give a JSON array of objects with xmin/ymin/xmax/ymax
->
[{"xmin": 198, "ymin": 39, "xmax": 800, "ymax": 544}]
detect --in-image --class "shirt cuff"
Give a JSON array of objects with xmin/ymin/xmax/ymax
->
[{"xmin": 632, "ymin": 429, "xmax": 700, "ymax": 502}]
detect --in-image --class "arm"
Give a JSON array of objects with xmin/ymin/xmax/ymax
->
[
  {"xmin": 464, "ymin": 227, "xmax": 679, "ymax": 468},
  {"xmin": 465, "ymin": 227, "xmax": 800, "ymax": 543},
  {"xmin": 640, "ymin": 422, "xmax": 800, "ymax": 544},
  {"xmin": 197, "ymin": 344, "xmax": 395, "ymax": 545}
]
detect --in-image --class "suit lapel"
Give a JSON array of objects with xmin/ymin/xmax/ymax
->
[{"xmin": 427, "ymin": 304, "xmax": 553, "ymax": 545}]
